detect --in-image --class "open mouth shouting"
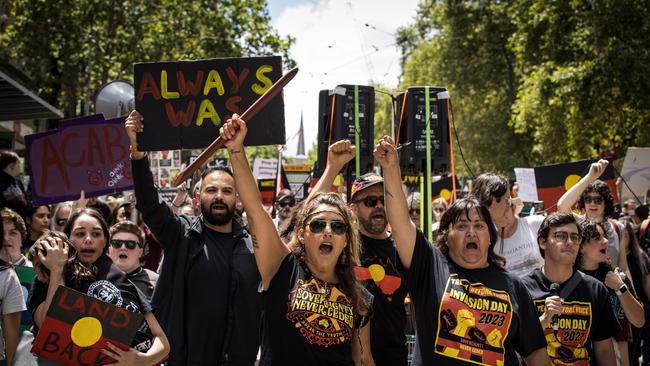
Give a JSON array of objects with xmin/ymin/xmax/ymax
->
[
  {"xmin": 79, "ymin": 248, "xmax": 97, "ymax": 262},
  {"xmin": 319, "ymin": 242, "xmax": 334, "ymax": 255}
]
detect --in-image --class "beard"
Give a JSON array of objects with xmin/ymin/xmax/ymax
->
[
  {"xmin": 359, "ymin": 208, "xmax": 387, "ymax": 235},
  {"xmin": 201, "ymin": 199, "xmax": 236, "ymax": 226}
]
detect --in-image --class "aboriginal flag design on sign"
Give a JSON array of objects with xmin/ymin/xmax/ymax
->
[
  {"xmin": 32, "ymin": 286, "xmax": 142, "ymax": 365},
  {"xmin": 535, "ymin": 159, "xmax": 617, "ymax": 212}
]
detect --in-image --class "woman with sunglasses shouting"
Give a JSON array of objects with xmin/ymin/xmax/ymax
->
[
  {"xmin": 373, "ymin": 136, "xmax": 551, "ymax": 365},
  {"xmin": 108, "ymin": 221, "xmax": 159, "ymax": 299},
  {"xmin": 558, "ymin": 159, "xmax": 629, "ymax": 271},
  {"xmin": 221, "ymin": 115, "xmax": 374, "ymax": 366}
]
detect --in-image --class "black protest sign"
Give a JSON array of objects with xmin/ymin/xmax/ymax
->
[
  {"xmin": 32, "ymin": 286, "xmax": 142, "ymax": 365},
  {"xmin": 134, "ymin": 56, "xmax": 286, "ymax": 150}
]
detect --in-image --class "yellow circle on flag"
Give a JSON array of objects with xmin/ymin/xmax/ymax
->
[
  {"xmin": 368, "ymin": 264, "xmax": 385, "ymax": 282},
  {"xmin": 71, "ymin": 317, "xmax": 102, "ymax": 347},
  {"xmin": 440, "ymin": 189, "xmax": 451, "ymax": 201},
  {"xmin": 564, "ymin": 175, "xmax": 581, "ymax": 191}
]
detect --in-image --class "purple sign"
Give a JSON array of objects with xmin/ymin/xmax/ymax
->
[{"xmin": 25, "ymin": 115, "xmax": 133, "ymax": 205}]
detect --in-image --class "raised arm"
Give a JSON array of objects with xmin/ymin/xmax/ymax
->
[
  {"xmin": 374, "ymin": 136, "xmax": 416, "ymax": 269},
  {"xmin": 221, "ymin": 115, "xmax": 289, "ymax": 289},
  {"xmin": 557, "ymin": 159, "xmax": 609, "ymax": 213},
  {"xmin": 305, "ymin": 139, "xmax": 355, "ymax": 202}
]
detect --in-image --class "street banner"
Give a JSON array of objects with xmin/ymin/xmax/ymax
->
[
  {"xmin": 32, "ymin": 286, "xmax": 142, "ymax": 365},
  {"xmin": 25, "ymin": 115, "xmax": 133, "ymax": 205},
  {"xmin": 134, "ymin": 56, "xmax": 286, "ymax": 150}
]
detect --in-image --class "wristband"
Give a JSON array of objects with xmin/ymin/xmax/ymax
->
[{"xmin": 615, "ymin": 283, "xmax": 628, "ymax": 296}]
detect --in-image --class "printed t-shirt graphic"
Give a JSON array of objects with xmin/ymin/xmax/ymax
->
[
  {"xmin": 533, "ymin": 300, "xmax": 591, "ymax": 365},
  {"xmin": 355, "ymin": 257, "xmax": 402, "ymax": 301},
  {"xmin": 287, "ymin": 278, "xmax": 355, "ymax": 347},
  {"xmin": 435, "ymin": 274, "xmax": 513, "ymax": 365}
]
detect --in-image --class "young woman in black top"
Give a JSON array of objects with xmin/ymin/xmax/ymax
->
[
  {"xmin": 222, "ymin": 115, "xmax": 374, "ymax": 366},
  {"xmin": 374, "ymin": 136, "xmax": 550, "ymax": 366},
  {"xmin": 29, "ymin": 209, "xmax": 169, "ymax": 365}
]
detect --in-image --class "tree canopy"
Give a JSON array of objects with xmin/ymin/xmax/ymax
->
[{"xmin": 397, "ymin": 0, "xmax": 650, "ymax": 174}]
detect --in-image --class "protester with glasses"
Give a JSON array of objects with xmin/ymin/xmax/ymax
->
[
  {"xmin": 431, "ymin": 197, "xmax": 449, "ymax": 232},
  {"xmin": 274, "ymin": 188, "xmax": 296, "ymax": 242},
  {"xmin": 221, "ymin": 116, "xmax": 374, "ymax": 366},
  {"xmin": 374, "ymin": 136, "xmax": 550, "ymax": 365},
  {"xmin": 577, "ymin": 219, "xmax": 644, "ymax": 366},
  {"xmin": 522, "ymin": 212, "xmax": 618, "ymax": 364},
  {"xmin": 108, "ymin": 221, "xmax": 158, "ymax": 299},
  {"xmin": 558, "ymin": 159, "xmax": 628, "ymax": 270},
  {"xmin": 28, "ymin": 209, "xmax": 169, "ymax": 364}
]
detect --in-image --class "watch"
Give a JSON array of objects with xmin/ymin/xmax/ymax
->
[{"xmin": 615, "ymin": 283, "xmax": 628, "ymax": 296}]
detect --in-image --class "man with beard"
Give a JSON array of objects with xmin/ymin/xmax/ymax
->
[
  {"xmin": 308, "ymin": 139, "xmax": 409, "ymax": 366},
  {"xmin": 273, "ymin": 188, "xmax": 295, "ymax": 242},
  {"xmin": 125, "ymin": 111, "xmax": 261, "ymax": 366}
]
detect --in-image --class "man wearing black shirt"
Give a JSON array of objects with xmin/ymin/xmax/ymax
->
[
  {"xmin": 310, "ymin": 139, "xmax": 408, "ymax": 366},
  {"xmin": 125, "ymin": 111, "xmax": 261, "ymax": 366},
  {"xmin": 522, "ymin": 212, "xmax": 618, "ymax": 365}
]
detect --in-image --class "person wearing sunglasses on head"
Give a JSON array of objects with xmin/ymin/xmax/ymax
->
[
  {"xmin": 49, "ymin": 202, "xmax": 72, "ymax": 233},
  {"xmin": 521, "ymin": 212, "xmax": 618, "ymax": 365},
  {"xmin": 222, "ymin": 117, "xmax": 374, "ymax": 366},
  {"xmin": 108, "ymin": 221, "xmax": 158, "ymax": 299},
  {"xmin": 558, "ymin": 159, "xmax": 629, "ymax": 272},
  {"xmin": 471, "ymin": 173, "xmax": 546, "ymax": 278},
  {"xmin": 304, "ymin": 139, "xmax": 408, "ymax": 366},
  {"xmin": 374, "ymin": 136, "xmax": 551, "ymax": 366}
]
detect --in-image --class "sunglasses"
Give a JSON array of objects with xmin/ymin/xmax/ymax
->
[
  {"xmin": 552, "ymin": 231, "xmax": 581, "ymax": 243},
  {"xmin": 433, "ymin": 207, "xmax": 445, "ymax": 213},
  {"xmin": 584, "ymin": 196, "xmax": 603, "ymax": 205},
  {"xmin": 354, "ymin": 195, "xmax": 385, "ymax": 208},
  {"xmin": 55, "ymin": 218, "xmax": 67, "ymax": 227},
  {"xmin": 278, "ymin": 199, "xmax": 295, "ymax": 208},
  {"xmin": 109, "ymin": 239, "xmax": 140, "ymax": 250},
  {"xmin": 308, "ymin": 219, "xmax": 347, "ymax": 235},
  {"xmin": 409, "ymin": 208, "xmax": 420, "ymax": 215}
]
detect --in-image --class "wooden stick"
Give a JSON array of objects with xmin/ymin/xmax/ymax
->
[{"xmin": 173, "ymin": 67, "xmax": 299, "ymax": 187}]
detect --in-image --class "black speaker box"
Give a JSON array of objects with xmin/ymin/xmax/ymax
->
[
  {"xmin": 315, "ymin": 85, "xmax": 375, "ymax": 178},
  {"xmin": 394, "ymin": 86, "xmax": 450, "ymax": 175}
]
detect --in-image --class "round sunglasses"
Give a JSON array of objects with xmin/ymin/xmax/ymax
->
[{"xmin": 307, "ymin": 219, "xmax": 347, "ymax": 235}]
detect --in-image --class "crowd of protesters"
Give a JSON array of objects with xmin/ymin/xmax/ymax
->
[{"xmin": 0, "ymin": 111, "xmax": 647, "ymax": 366}]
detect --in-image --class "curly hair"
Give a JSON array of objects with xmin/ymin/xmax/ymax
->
[
  {"xmin": 536, "ymin": 212, "xmax": 581, "ymax": 258},
  {"xmin": 578, "ymin": 180, "xmax": 615, "ymax": 218},
  {"xmin": 576, "ymin": 219, "xmax": 609, "ymax": 270},
  {"xmin": 435, "ymin": 196, "xmax": 505, "ymax": 269},
  {"xmin": 288, "ymin": 192, "xmax": 370, "ymax": 317}
]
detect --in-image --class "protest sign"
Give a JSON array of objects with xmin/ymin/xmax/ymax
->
[
  {"xmin": 134, "ymin": 56, "xmax": 286, "ymax": 150},
  {"xmin": 32, "ymin": 286, "xmax": 142, "ymax": 365},
  {"xmin": 253, "ymin": 158, "xmax": 279, "ymax": 180},
  {"xmin": 514, "ymin": 168, "xmax": 538, "ymax": 202},
  {"xmin": 25, "ymin": 116, "xmax": 134, "ymax": 205},
  {"xmin": 620, "ymin": 147, "xmax": 650, "ymax": 204}
]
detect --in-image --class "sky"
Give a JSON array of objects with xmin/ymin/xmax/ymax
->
[{"xmin": 267, "ymin": 0, "xmax": 420, "ymax": 158}]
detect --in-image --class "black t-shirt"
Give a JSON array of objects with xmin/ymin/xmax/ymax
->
[
  {"xmin": 406, "ymin": 230, "xmax": 546, "ymax": 365},
  {"xmin": 522, "ymin": 268, "xmax": 620, "ymax": 365},
  {"xmin": 262, "ymin": 254, "xmax": 371, "ymax": 366},
  {"xmin": 184, "ymin": 229, "xmax": 235, "ymax": 365},
  {"xmin": 28, "ymin": 255, "xmax": 153, "ymax": 350},
  {"xmin": 357, "ymin": 234, "xmax": 408, "ymax": 366},
  {"xmin": 581, "ymin": 266, "xmax": 636, "ymax": 325},
  {"xmin": 127, "ymin": 266, "xmax": 159, "ymax": 300},
  {"xmin": 627, "ymin": 252, "xmax": 650, "ymax": 306}
]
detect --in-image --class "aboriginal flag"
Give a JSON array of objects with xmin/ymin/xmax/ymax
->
[
  {"xmin": 16, "ymin": 265, "xmax": 35, "ymax": 332},
  {"xmin": 432, "ymin": 176, "xmax": 460, "ymax": 203},
  {"xmin": 535, "ymin": 159, "xmax": 617, "ymax": 212},
  {"xmin": 32, "ymin": 286, "xmax": 142, "ymax": 366}
]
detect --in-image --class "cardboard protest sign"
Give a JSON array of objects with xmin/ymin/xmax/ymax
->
[
  {"xmin": 532, "ymin": 159, "xmax": 617, "ymax": 212},
  {"xmin": 16, "ymin": 265, "xmax": 35, "ymax": 333},
  {"xmin": 25, "ymin": 116, "xmax": 133, "ymax": 205},
  {"xmin": 32, "ymin": 286, "xmax": 142, "ymax": 365},
  {"xmin": 134, "ymin": 56, "xmax": 286, "ymax": 150},
  {"xmin": 620, "ymin": 147, "xmax": 650, "ymax": 204}
]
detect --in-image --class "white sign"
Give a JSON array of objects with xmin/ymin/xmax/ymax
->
[
  {"xmin": 252, "ymin": 158, "xmax": 279, "ymax": 180},
  {"xmin": 514, "ymin": 168, "xmax": 539, "ymax": 202},
  {"xmin": 621, "ymin": 147, "xmax": 650, "ymax": 204},
  {"xmin": 289, "ymin": 183, "xmax": 305, "ymax": 200}
]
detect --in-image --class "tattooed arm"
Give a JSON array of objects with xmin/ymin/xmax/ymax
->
[{"xmin": 222, "ymin": 115, "xmax": 290, "ymax": 290}]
